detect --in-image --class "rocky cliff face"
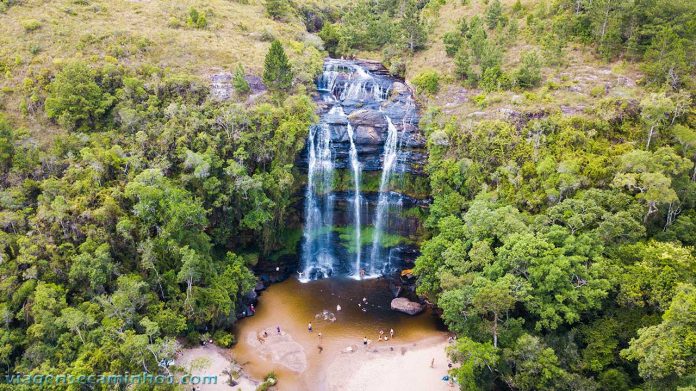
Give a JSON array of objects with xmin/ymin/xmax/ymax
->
[{"xmin": 298, "ymin": 59, "xmax": 429, "ymax": 280}]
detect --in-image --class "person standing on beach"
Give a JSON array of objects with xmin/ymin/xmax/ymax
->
[
  {"xmin": 276, "ymin": 326, "xmax": 281, "ymax": 335},
  {"xmin": 363, "ymin": 337, "xmax": 368, "ymax": 346},
  {"xmin": 390, "ymin": 328, "xmax": 394, "ymax": 339},
  {"xmin": 308, "ymin": 322, "xmax": 313, "ymax": 332}
]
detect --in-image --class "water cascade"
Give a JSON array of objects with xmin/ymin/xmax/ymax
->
[
  {"xmin": 368, "ymin": 115, "xmax": 400, "ymax": 276},
  {"xmin": 346, "ymin": 117, "xmax": 363, "ymax": 276},
  {"xmin": 300, "ymin": 59, "xmax": 427, "ymax": 281},
  {"xmin": 300, "ymin": 122, "xmax": 335, "ymax": 281}
]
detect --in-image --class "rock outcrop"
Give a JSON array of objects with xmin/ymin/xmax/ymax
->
[{"xmin": 390, "ymin": 297, "xmax": 424, "ymax": 315}]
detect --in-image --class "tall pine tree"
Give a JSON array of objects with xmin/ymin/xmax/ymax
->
[{"xmin": 263, "ymin": 40, "xmax": 293, "ymax": 92}]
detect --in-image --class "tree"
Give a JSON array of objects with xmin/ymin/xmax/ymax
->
[
  {"xmin": 612, "ymin": 148, "xmax": 692, "ymax": 222},
  {"xmin": 672, "ymin": 125, "xmax": 696, "ymax": 180},
  {"xmin": 263, "ymin": 40, "xmax": 293, "ymax": 92},
  {"xmin": 641, "ymin": 93, "xmax": 675, "ymax": 150},
  {"xmin": 400, "ymin": 0, "xmax": 427, "ymax": 52},
  {"xmin": 318, "ymin": 23, "xmax": 341, "ymax": 57},
  {"xmin": 233, "ymin": 64, "xmax": 250, "ymax": 95},
  {"xmin": 515, "ymin": 51, "xmax": 542, "ymax": 88},
  {"xmin": 642, "ymin": 27, "xmax": 690, "ymax": 89},
  {"xmin": 440, "ymin": 275, "xmax": 528, "ymax": 347},
  {"xmin": 472, "ymin": 276, "xmax": 527, "ymax": 348},
  {"xmin": 622, "ymin": 284, "xmax": 696, "ymax": 380},
  {"xmin": 178, "ymin": 246, "xmax": 211, "ymax": 311},
  {"xmin": 493, "ymin": 232, "xmax": 610, "ymax": 330},
  {"xmin": 443, "ymin": 31, "xmax": 463, "ymax": 57},
  {"xmin": 45, "ymin": 62, "xmax": 114, "ymax": 131},
  {"xmin": 503, "ymin": 334, "xmax": 571, "ymax": 390},
  {"xmin": 617, "ymin": 241, "xmax": 696, "ymax": 310},
  {"xmin": 448, "ymin": 337, "xmax": 499, "ymax": 390},
  {"xmin": 0, "ymin": 114, "xmax": 14, "ymax": 172},
  {"xmin": 265, "ymin": 0, "xmax": 289, "ymax": 21},
  {"xmin": 486, "ymin": 0, "xmax": 503, "ymax": 29},
  {"xmin": 454, "ymin": 47, "xmax": 474, "ymax": 82},
  {"xmin": 57, "ymin": 307, "xmax": 95, "ymax": 344}
]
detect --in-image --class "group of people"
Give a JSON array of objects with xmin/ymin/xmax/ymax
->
[
  {"xmin": 378, "ymin": 328, "xmax": 395, "ymax": 341},
  {"xmin": 364, "ymin": 328, "xmax": 395, "ymax": 345}
]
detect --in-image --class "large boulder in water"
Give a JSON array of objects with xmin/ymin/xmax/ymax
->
[{"xmin": 390, "ymin": 297, "xmax": 424, "ymax": 315}]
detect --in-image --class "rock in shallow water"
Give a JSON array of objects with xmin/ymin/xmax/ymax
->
[{"xmin": 390, "ymin": 297, "xmax": 424, "ymax": 315}]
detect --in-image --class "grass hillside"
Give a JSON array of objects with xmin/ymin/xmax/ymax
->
[
  {"xmin": 0, "ymin": 0, "xmax": 313, "ymax": 134},
  {"xmin": 405, "ymin": 0, "xmax": 644, "ymax": 123}
]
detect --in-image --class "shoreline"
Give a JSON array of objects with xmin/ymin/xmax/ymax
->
[{"xmin": 320, "ymin": 334, "xmax": 452, "ymax": 391}]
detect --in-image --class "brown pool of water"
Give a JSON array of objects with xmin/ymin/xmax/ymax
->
[{"xmin": 230, "ymin": 277, "xmax": 447, "ymax": 390}]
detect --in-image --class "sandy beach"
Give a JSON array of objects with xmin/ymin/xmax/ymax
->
[
  {"xmin": 224, "ymin": 278, "xmax": 451, "ymax": 391},
  {"xmin": 323, "ymin": 336, "xmax": 452, "ymax": 391},
  {"xmin": 177, "ymin": 344, "xmax": 258, "ymax": 391}
]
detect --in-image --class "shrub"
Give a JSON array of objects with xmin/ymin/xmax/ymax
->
[
  {"xmin": 443, "ymin": 32, "xmax": 463, "ymax": 57},
  {"xmin": 21, "ymin": 19, "xmax": 41, "ymax": 32},
  {"xmin": 256, "ymin": 372, "xmax": 278, "ymax": 391},
  {"xmin": 481, "ymin": 65, "xmax": 503, "ymax": 91},
  {"xmin": 388, "ymin": 58, "xmax": 406, "ymax": 78},
  {"xmin": 515, "ymin": 51, "xmax": 542, "ymax": 88},
  {"xmin": 318, "ymin": 23, "xmax": 340, "ymax": 57},
  {"xmin": 186, "ymin": 7, "xmax": 207, "ymax": 29},
  {"xmin": 45, "ymin": 62, "xmax": 115, "ymax": 131},
  {"xmin": 473, "ymin": 93, "xmax": 487, "ymax": 108},
  {"xmin": 590, "ymin": 84, "xmax": 606, "ymax": 97},
  {"xmin": 454, "ymin": 47, "xmax": 474, "ymax": 82},
  {"xmin": 168, "ymin": 17, "xmax": 182, "ymax": 28},
  {"xmin": 265, "ymin": 0, "xmax": 289, "ymax": 20},
  {"xmin": 259, "ymin": 29, "xmax": 275, "ymax": 42},
  {"xmin": 412, "ymin": 70, "xmax": 440, "ymax": 95},
  {"xmin": 212, "ymin": 331, "xmax": 236, "ymax": 347},
  {"xmin": 486, "ymin": 0, "xmax": 503, "ymax": 29},
  {"xmin": 0, "ymin": 114, "xmax": 14, "ymax": 172},
  {"xmin": 233, "ymin": 64, "xmax": 251, "ymax": 95}
]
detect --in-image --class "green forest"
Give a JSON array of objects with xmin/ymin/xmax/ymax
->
[{"xmin": 0, "ymin": 0, "xmax": 695, "ymax": 390}]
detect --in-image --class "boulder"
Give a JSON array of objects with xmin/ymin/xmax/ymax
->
[
  {"xmin": 391, "ymin": 82, "xmax": 410, "ymax": 95},
  {"xmin": 348, "ymin": 109, "xmax": 388, "ymax": 145},
  {"xmin": 210, "ymin": 72, "xmax": 232, "ymax": 101},
  {"xmin": 353, "ymin": 125, "xmax": 384, "ymax": 145},
  {"xmin": 390, "ymin": 297, "xmax": 424, "ymax": 315}
]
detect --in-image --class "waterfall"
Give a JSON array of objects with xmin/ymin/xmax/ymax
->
[
  {"xmin": 346, "ymin": 120, "xmax": 363, "ymax": 276},
  {"xmin": 301, "ymin": 59, "xmax": 421, "ymax": 281},
  {"xmin": 300, "ymin": 122, "xmax": 336, "ymax": 281},
  {"xmin": 327, "ymin": 106, "xmax": 364, "ymax": 277},
  {"xmin": 368, "ymin": 115, "xmax": 400, "ymax": 276}
]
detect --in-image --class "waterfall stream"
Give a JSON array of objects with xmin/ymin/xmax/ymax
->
[
  {"xmin": 368, "ymin": 115, "xmax": 400, "ymax": 276},
  {"xmin": 300, "ymin": 59, "xmax": 423, "ymax": 281},
  {"xmin": 346, "ymin": 118, "xmax": 363, "ymax": 276}
]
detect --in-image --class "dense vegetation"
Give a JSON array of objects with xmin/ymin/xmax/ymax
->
[
  {"xmin": 0, "ymin": 32, "xmax": 314, "ymax": 386},
  {"xmin": 0, "ymin": 0, "xmax": 695, "ymax": 390},
  {"xmin": 412, "ymin": 1, "xmax": 696, "ymax": 390}
]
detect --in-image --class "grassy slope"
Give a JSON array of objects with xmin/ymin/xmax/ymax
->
[
  {"xmin": 405, "ymin": 0, "xmax": 644, "ymax": 122},
  {"xmin": 0, "ymin": 0, "xmax": 310, "ymax": 134},
  {"xmin": 0, "ymin": 0, "xmax": 648, "ymax": 138}
]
